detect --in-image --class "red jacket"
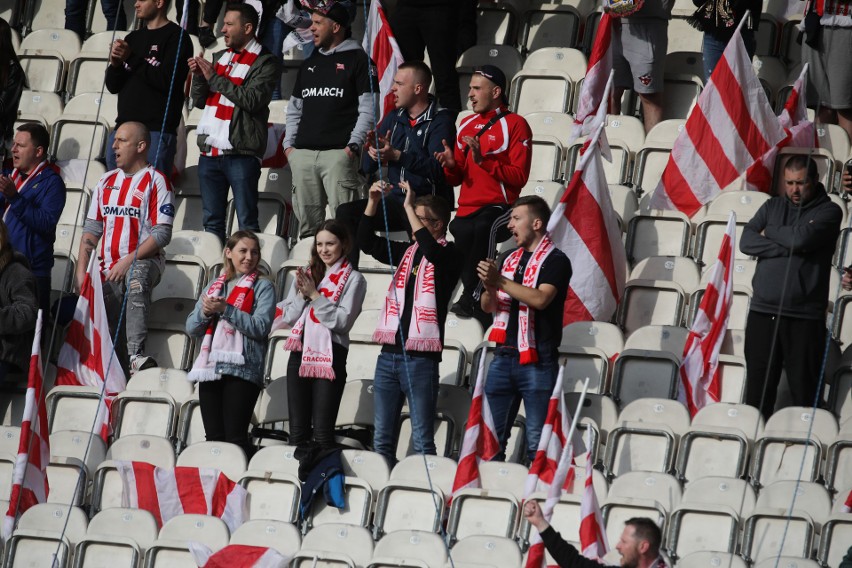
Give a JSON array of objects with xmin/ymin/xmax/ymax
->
[{"xmin": 444, "ymin": 107, "xmax": 533, "ymax": 217}]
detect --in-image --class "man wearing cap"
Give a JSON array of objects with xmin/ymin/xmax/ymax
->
[
  {"xmin": 284, "ymin": 0, "xmax": 377, "ymax": 240},
  {"xmin": 435, "ymin": 65, "xmax": 533, "ymax": 322}
]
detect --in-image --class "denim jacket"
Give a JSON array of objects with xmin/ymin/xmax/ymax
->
[{"xmin": 186, "ymin": 276, "xmax": 276, "ymax": 386}]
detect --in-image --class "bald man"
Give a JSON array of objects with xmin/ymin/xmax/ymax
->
[{"xmin": 77, "ymin": 121, "xmax": 175, "ymax": 375}]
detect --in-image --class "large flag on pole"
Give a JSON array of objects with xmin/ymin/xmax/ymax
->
[
  {"xmin": 568, "ymin": 12, "xmax": 613, "ymax": 144},
  {"xmin": 744, "ymin": 64, "xmax": 815, "ymax": 192},
  {"xmin": 116, "ymin": 461, "xmax": 248, "ymax": 532},
  {"xmin": 363, "ymin": 0, "xmax": 404, "ymax": 121},
  {"xmin": 578, "ymin": 446, "xmax": 608, "ymax": 559},
  {"xmin": 451, "ymin": 352, "xmax": 500, "ymax": 500},
  {"xmin": 56, "ymin": 253, "xmax": 127, "ymax": 441},
  {"xmin": 2, "ymin": 311, "xmax": 50, "ymax": 541},
  {"xmin": 649, "ymin": 15, "xmax": 786, "ymax": 216},
  {"xmin": 549, "ymin": 73, "xmax": 627, "ymax": 324},
  {"xmin": 679, "ymin": 212, "xmax": 736, "ymax": 416}
]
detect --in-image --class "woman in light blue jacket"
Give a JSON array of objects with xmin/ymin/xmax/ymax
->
[{"xmin": 186, "ymin": 230, "xmax": 276, "ymax": 458}]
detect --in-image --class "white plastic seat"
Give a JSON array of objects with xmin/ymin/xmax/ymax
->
[
  {"xmin": 17, "ymin": 90, "xmax": 64, "ymax": 124},
  {"xmin": 529, "ymin": 135, "xmax": 564, "ymax": 182},
  {"xmin": 5, "ymin": 503, "xmax": 88, "ymax": 568},
  {"xmin": 308, "ymin": 477, "xmax": 373, "ymax": 529},
  {"xmin": 518, "ymin": 180, "xmax": 565, "ymax": 209},
  {"xmin": 691, "ymin": 215, "xmax": 750, "ymax": 268},
  {"xmin": 476, "ymin": 2, "xmax": 519, "ymax": 44},
  {"xmin": 172, "ymin": 195, "xmax": 206, "ymax": 231},
  {"xmin": 111, "ymin": 389, "xmax": 178, "ymax": 439},
  {"xmin": 153, "ymin": 254, "xmax": 207, "ymax": 303},
  {"xmin": 335, "ymin": 379, "xmax": 375, "ymax": 431},
  {"xmin": 625, "ymin": 211, "xmax": 691, "ymax": 266},
  {"xmin": 75, "ymin": 507, "xmax": 158, "ymax": 568},
  {"xmin": 389, "ymin": 455, "xmax": 456, "ymax": 498},
  {"xmin": 686, "ymin": 284, "xmax": 751, "ymax": 331},
  {"xmin": 251, "ymin": 377, "xmax": 289, "ymax": 441},
  {"xmin": 706, "ymin": 190, "xmax": 771, "ymax": 221},
  {"xmin": 565, "ymin": 393, "xmax": 618, "ymax": 447},
  {"xmin": 294, "ymin": 523, "xmax": 374, "ymax": 568},
  {"xmin": 519, "ymin": 4, "xmax": 581, "ymax": 54},
  {"xmin": 617, "ymin": 279, "xmax": 687, "ymax": 336},
  {"xmin": 605, "ymin": 415, "xmax": 682, "ymax": 477},
  {"xmin": 524, "ymin": 111, "xmax": 576, "ymax": 146},
  {"xmin": 373, "ymin": 480, "xmax": 446, "ymax": 537},
  {"xmin": 19, "ymin": 51, "xmax": 65, "ymax": 92},
  {"xmin": 246, "ymin": 444, "xmax": 300, "ymax": 477},
  {"xmin": 629, "ymin": 256, "xmax": 701, "ymax": 293},
  {"xmin": 752, "ymin": 558, "xmax": 820, "ymax": 568},
  {"xmin": 610, "ymin": 348, "xmax": 681, "ymax": 407},
  {"xmin": 65, "ymin": 56, "xmax": 111, "ymax": 99},
  {"xmin": 450, "ymin": 535, "xmax": 522, "ymax": 568},
  {"xmin": 46, "ymin": 456, "xmax": 87, "ymax": 505},
  {"xmin": 443, "ymin": 315, "xmax": 483, "ymax": 356},
  {"xmin": 128, "ymin": 368, "xmax": 194, "ymax": 404},
  {"xmin": 58, "ymin": 187, "xmax": 89, "ymax": 226},
  {"xmin": 145, "ymin": 325, "xmax": 193, "ymax": 370},
  {"xmin": 107, "ymin": 434, "xmax": 176, "ymax": 466},
  {"xmin": 145, "ymin": 514, "xmax": 230, "ymax": 567},
  {"xmin": 523, "ymin": 47, "xmax": 587, "ymax": 78},
  {"xmin": 228, "ymin": 196, "xmax": 290, "ymax": 237},
  {"xmin": 20, "ymin": 28, "xmax": 81, "ymax": 56},
  {"xmin": 177, "ymin": 441, "xmax": 247, "ymax": 482},
  {"xmin": 48, "ymin": 430, "xmax": 106, "ymax": 476},
  {"xmin": 511, "ymin": 69, "xmax": 574, "ymax": 115},
  {"xmin": 46, "ymin": 385, "xmax": 105, "ymax": 434},
  {"xmin": 676, "ymin": 551, "xmax": 748, "ymax": 568},
  {"xmin": 51, "ymin": 117, "xmax": 110, "ymax": 161},
  {"xmin": 818, "ymin": 514, "xmax": 852, "ymax": 568},
  {"xmin": 87, "ymin": 507, "xmax": 159, "ymax": 548},
  {"xmin": 369, "ymin": 530, "xmax": 448, "ymax": 568},
  {"xmin": 165, "ymin": 230, "xmax": 225, "ymax": 272},
  {"xmin": 827, "ymin": 419, "xmax": 852, "ymax": 492},
  {"xmin": 229, "ymin": 519, "xmax": 301, "ymax": 555},
  {"xmin": 661, "ymin": 74, "xmax": 703, "ymax": 120},
  {"xmin": 238, "ymin": 469, "xmax": 300, "ymax": 523},
  {"xmin": 447, "ymin": 488, "xmax": 520, "ymax": 542}
]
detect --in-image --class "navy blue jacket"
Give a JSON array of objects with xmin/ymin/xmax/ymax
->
[
  {"xmin": 361, "ymin": 96, "xmax": 455, "ymax": 206},
  {"xmin": 0, "ymin": 165, "xmax": 66, "ymax": 278}
]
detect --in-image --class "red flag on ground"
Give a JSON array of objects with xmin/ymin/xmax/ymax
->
[
  {"xmin": 2, "ymin": 311, "xmax": 50, "ymax": 541},
  {"xmin": 549, "ymin": 74, "xmax": 627, "ymax": 325},
  {"xmin": 56, "ymin": 253, "xmax": 127, "ymax": 441},
  {"xmin": 649, "ymin": 18, "xmax": 786, "ymax": 216},
  {"xmin": 679, "ymin": 212, "xmax": 736, "ymax": 416},
  {"xmin": 578, "ymin": 450, "xmax": 608, "ymax": 559},
  {"xmin": 116, "ymin": 461, "xmax": 248, "ymax": 532},
  {"xmin": 569, "ymin": 12, "xmax": 613, "ymax": 144},
  {"xmin": 189, "ymin": 543, "xmax": 291, "ymax": 568},
  {"xmin": 744, "ymin": 64, "xmax": 816, "ymax": 192},
  {"xmin": 363, "ymin": 0, "xmax": 404, "ymax": 121},
  {"xmin": 451, "ymin": 351, "xmax": 500, "ymax": 501},
  {"xmin": 524, "ymin": 367, "xmax": 579, "ymax": 568}
]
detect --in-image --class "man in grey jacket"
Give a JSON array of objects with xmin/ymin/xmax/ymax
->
[
  {"xmin": 283, "ymin": 0, "xmax": 376, "ymax": 240},
  {"xmin": 189, "ymin": 2, "xmax": 281, "ymax": 244},
  {"xmin": 741, "ymin": 155, "xmax": 842, "ymax": 418}
]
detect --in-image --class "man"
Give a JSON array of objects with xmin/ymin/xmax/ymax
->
[
  {"xmin": 802, "ymin": 0, "xmax": 852, "ymax": 142},
  {"xmin": 390, "ymin": 0, "xmax": 461, "ymax": 114},
  {"xmin": 524, "ymin": 500, "xmax": 667, "ymax": 568},
  {"xmin": 358, "ymin": 182, "xmax": 462, "ymax": 467},
  {"xmin": 190, "ymin": 2, "xmax": 280, "ymax": 244},
  {"xmin": 77, "ymin": 122, "xmax": 174, "ymax": 375},
  {"xmin": 741, "ymin": 155, "xmax": 841, "ymax": 419},
  {"xmin": 336, "ymin": 60, "xmax": 455, "ymax": 266},
  {"xmin": 478, "ymin": 196, "xmax": 571, "ymax": 464},
  {"xmin": 105, "ymin": 0, "xmax": 192, "ymax": 176},
  {"xmin": 435, "ymin": 65, "xmax": 532, "ymax": 321},
  {"xmin": 283, "ymin": 0, "xmax": 376, "ymax": 240},
  {"xmin": 0, "ymin": 123, "xmax": 66, "ymax": 315},
  {"xmin": 610, "ymin": 0, "xmax": 674, "ymax": 133}
]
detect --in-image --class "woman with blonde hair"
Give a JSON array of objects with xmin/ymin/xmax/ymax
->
[{"xmin": 186, "ymin": 230, "xmax": 276, "ymax": 457}]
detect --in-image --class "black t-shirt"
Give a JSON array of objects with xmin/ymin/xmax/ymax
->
[
  {"xmin": 292, "ymin": 45, "xmax": 375, "ymax": 150},
  {"xmin": 502, "ymin": 247, "xmax": 572, "ymax": 359}
]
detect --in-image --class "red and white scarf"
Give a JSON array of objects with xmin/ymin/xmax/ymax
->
[
  {"xmin": 373, "ymin": 241, "xmax": 443, "ymax": 352},
  {"xmin": 197, "ymin": 39, "xmax": 263, "ymax": 154},
  {"xmin": 3, "ymin": 161, "xmax": 48, "ymax": 220},
  {"xmin": 281, "ymin": 258, "xmax": 353, "ymax": 380},
  {"xmin": 188, "ymin": 271, "xmax": 258, "ymax": 383},
  {"xmin": 488, "ymin": 235, "xmax": 555, "ymax": 365}
]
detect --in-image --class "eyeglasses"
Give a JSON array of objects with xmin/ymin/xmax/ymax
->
[{"xmin": 417, "ymin": 215, "xmax": 440, "ymax": 224}]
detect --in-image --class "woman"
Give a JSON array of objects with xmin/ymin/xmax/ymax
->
[
  {"xmin": 689, "ymin": 0, "xmax": 761, "ymax": 82},
  {"xmin": 274, "ymin": 220, "xmax": 366, "ymax": 450},
  {"xmin": 186, "ymin": 230, "xmax": 276, "ymax": 458},
  {"xmin": 0, "ymin": 18, "xmax": 25, "ymax": 161},
  {"xmin": 0, "ymin": 219, "xmax": 37, "ymax": 382}
]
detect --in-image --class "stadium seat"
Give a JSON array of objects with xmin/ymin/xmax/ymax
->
[
  {"xmin": 476, "ymin": 1, "xmax": 519, "ymax": 45},
  {"xmin": 128, "ymin": 368, "xmax": 194, "ymax": 404},
  {"xmin": 389, "ymin": 455, "xmax": 456, "ymax": 498},
  {"xmin": 373, "ymin": 480, "xmax": 446, "ymax": 537},
  {"xmin": 617, "ymin": 278, "xmax": 688, "ymax": 336},
  {"xmin": 175, "ymin": 394, "xmax": 204, "ymax": 452},
  {"xmin": 443, "ymin": 315, "xmax": 483, "ymax": 357},
  {"xmin": 45, "ymin": 456, "xmax": 87, "ymax": 505},
  {"xmin": 111, "ymin": 389, "xmax": 179, "ymax": 440},
  {"xmin": 565, "ymin": 137, "xmax": 633, "ymax": 186},
  {"xmin": 17, "ymin": 90, "xmax": 64, "ymax": 125},
  {"xmin": 661, "ymin": 74, "xmax": 703, "ymax": 120},
  {"xmin": 529, "ymin": 135, "xmax": 564, "ymax": 181},
  {"xmin": 46, "ymin": 385, "xmax": 105, "ymax": 434},
  {"xmin": 58, "ymin": 187, "xmax": 89, "ymax": 226},
  {"xmin": 625, "ymin": 212, "xmax": 691, "ymax": 265},
  {"xmin": 565, "ymin": 392, "xmax": 618, "ymax": 449},
  {"xmin": 228, "ymin": 194, "xmax": 290, "ymax": 237},
  {"xmin": 65, "ymin": 54, "xmax": 109, "ymax": 98},
  {"xmin": 0, "ymin": 425, "xmax": 21, "ymax": 455},
  {"xmin": 308, "ymin": 476, "xmax": 373, "ymax": 529},
  {"xmin": 818, "ymin": 514, "xmax": 852, "ymax": 568},
  {"xmin": 19, "ymin": 51, "xmax": 66, "ymax": 93},
  {"xmin": 145, "ymin": 324, "xmax": 194, "ymax": 370},
  {"xmin": 676, "ymin": 422, "xmax": 751, "ymax": 482},
  {"xmin": 50, "ymin": 116, "xmax": 110, "ymax": 161},
  {"xmin": 165, "ymin": 230, "xmax": 225, "ymax": 273},
  {"xmin": 75, "ymin": 507, "xmax": 159, "ymax": 568},
  {"xmin": 522, "ymin": 46, "xmax": 587, "ymax": 79},
  {"xmin": 691, "ymin": 214, "xmax": 750, "ymax": 268},
  {"xmin": 706, "ymin": 189, "xmax": 771, "ymax": 221},
  {"xmin": 610, "ymin": 347, "xmax": 682, "ymax": 407},
  {"xmin": 605, "ymin": 399, "xmax": 688, "ymax": 477},
  {"xmin": 334, "ymin": 379, "xmax": 375, "ymax": 435},
  {"xmin": 608, "ymin": 185, "xmax": 639, "ymax": 228},
  {"xmin": 250, "ymin": 377, "xmax": 289, "ymax": 446},
  {"xmin": 676, "ymin": 552, "xmax": 748, "ymax": 568},
  {"xmin": 456, "ymin": 45, "xmax": 524, "ymax": 109},
  {"xmin": 664, "ymin": 51, "xmax": 704, "ymax": 79},
  {"xmin": 667, "ymin": 17, "xmax": 703, "ymax": 53},
  {"xmin": 519, "ymin": 4, "xmax": 581, "ymax": 54},
  {"xmin": 153, "ymin": 254, "xmax": 208, "ymax": 308},
  {"xmin": 239, "ymin": 469, "xmax": 300, "ymax": 523},
  {"xmin": 177, "ymin": 441, "xmax": 247, "ymax": 482},
  {"xmin": 686, "ymin": 285, "xmax": 752, "ymax": 331},
  {"xmin": 21, "ymin": 27, "xmax": 81, "ymax": 56},
  {"xmin": 447, "ymin": 488, "xmax": 520, "ymax": 542},
  {"xmin": 172, "ymin": 195, "xmax": 207, "ymax": 232},
  {"xmin": 524, "ymin": 111, "xmax": 576, "ymax": 146},
  {"xmin": 629, "ymin": 256, "xmax": 700, "ymax": 292},
  {"xmin": 229, "ymin": 519, "xmax": 301, "ymax": 555},
  {"xmin": 293, "ymin": 523, "xmax": 374, "ymax": 568},
  {"xmin": 368, "ymin": 530, "xmax": 447, "ymax": 568},
  {"xmin": 5, "ymin": 503, "xmax": 88, "ymax": 568},
  {"xmin": 741, "ymin": 480, "xmax": 831, "ymax": 563},
  {"xmin": 451, "ymin": 535, "xmax": 522, "ymax": 568},
  {"xmin": 62, "ymin": 92, "xmax": 118, "ymax": 126},
  {"xmin": 145, "ymin": 514, "xmax": 230, "ymax": 567},
  {"xmin": 511, "ymin": 69, "xmax": 575, "ymax": 115},
  {"xmin": 827, "ymin": 419, "xmax": 852, "ymax": 492}
]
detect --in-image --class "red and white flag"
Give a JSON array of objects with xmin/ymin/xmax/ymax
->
[
  {"xmin": 2, "ymin": 311, "xmax": 50, "ymax": 541},
  {"xmin": 524, "ymin": 366, "xmax": 579, "ymax": 568},
  {"xmin": 679, "ymin": 212, "xmax": 736, "ymax": 416},
  {"xmin": 649, "ymin": 19, "xmax": 786, "ymax": 216},
  {"xmin": 549, "ymin": 73, "xmax": 627, "ymax": 325},
  {"xmin": 569, "ymin": 12, "xmax": 613, "ymax": 144},
  {"xmin": 56, "ymin": 253, "xmax": 127, "ymax": 441},
  {"xmin": 363, "ymin": 0, "xmax": 404, "ymax": 121},
  {"xmin": 578, "ymin": 452, "xmax": 608, "ymax": 559},
  {"xmin": 841, "ymin": 489, "xmax": 852, "ymax": 513},
  {"xmin": 744, "ymin": 64, "xmax": 816, "ymax": 192},
  {"xmin": 116, "ymin": 461, "xmax": 248, "ymax": 532},
  {"xmin": 189, "ymin": 543, "xmax": 291, "ymax": 568},
  {"xmin": 451, "ymin": 350, "xmax": 500, "ymax": 500}
]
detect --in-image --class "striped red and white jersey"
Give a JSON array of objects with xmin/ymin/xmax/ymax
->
[{"xmin": 87, "ymin": 167, "xmax": 175, "ymax": 272}]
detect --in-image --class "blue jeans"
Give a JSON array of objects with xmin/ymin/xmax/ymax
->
[
  {"xmin": 702, "ymin": 29, "xmax": 756, "ymax": 83},
  {"xmin": 101, "ymin": 0, "xmax": 127, "ymax": 30},
  {"xmin": 372, "ymin": 352, "xmax": 439, "ymax": 466},
  {"xmin": 107, "ymin": 130, "xmax": 177, "ymax": 176},
  {"xmin": 68, "ymin": 0, "xmax": 127, "ymax": 35},
  {"xmin": 198, "ymin": 154, "xmax": 261, "ymax": 244},
  {"xmin": 485, "ymin": 349, "xmax": 558, "ymax": 464}
]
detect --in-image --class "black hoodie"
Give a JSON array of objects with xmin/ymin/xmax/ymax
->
[
  {"xmin": 740, "ymin": 184, "xmax": 842, "ymax": 320},
  {"xmin": 0, "ymin": 251, "xmax": 38, "ymax": 373}
]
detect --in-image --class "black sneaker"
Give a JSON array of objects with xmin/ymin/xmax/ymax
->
[
  {"xmin": 198, "ymin": 26, "xmax": 216, "ymax": 48},
  {"xmin": 450, "ymin": 296, "xmax": 474, "ymax": 318}
]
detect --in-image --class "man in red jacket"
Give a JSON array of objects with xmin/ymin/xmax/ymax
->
[{"xmin": 435, "ymin": 65, "xmax": 533, "ymax": 322}]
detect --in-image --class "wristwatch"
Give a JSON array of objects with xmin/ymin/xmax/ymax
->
[{"xmin": 347, "ymin": 142, "xmax": 361, "ymax": 156}]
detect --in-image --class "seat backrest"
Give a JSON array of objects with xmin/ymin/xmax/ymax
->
[
  {"xmin": 765, "ymin": 407, "xmax": 838, "ymax": 445},
  {"xmin": 629, "ymin": 256, "xmax": 701, "ymax": 294},
  {"xmin": 676, "ymin": 551, "xmax": 748, "ymax": 568},
  {"xmin": 371, "ymin": 530, "xmax": 448, "ymax": 568},
  {"xmin": 176, "ymin": 441, "xmax": 247, "ymax": 481},
  {"xmin": 341, "ymin": 449, "xmax": 390, "ymax": 491},
  {"xmin": 128, "ymin": 368, "xmax": 195, "ymax": 403},
  {"xmin": 88, "ymin": 508, "xmax": 159, "ymax": 549},
  {"xmin": 706, "ymin": 190, "xmax": 771, "ymax": 220},
  {"xmin": 229, "ymin": 519, "xmax": 301, "ymax": 555},
  {"xmin": 681, "ymin": 477, "xmax": 756, "ymax": 515},
  {"xmin": 450, "ymin": 535, "xmax": 522, "ymax": 568},
  {"xmin": 247, "ymin": 445, "xmax": 300, "ymax": 477},
  {"xmin": 158, "ymin": 514, "xmax": 230, "ymax": 550},
  {"xmin": 522, "ymin": 47, "xmax": 587, "ymax": 76},
  {"xmin": 252, "ymin": 377, "xmax": 289, "ymax": 424},
  {"xmin": 608, "ymin": 472, "xmax": 682, "ymax": 512},
  {"xmin": 165, "ymin": 230, "xmax": 225, "ymax": 269},
  {"xmin": 478, "ymin": 462, "xmax": 529, "ymax": 501},
  {"xmin": 561, "ymin": 321, "xmax": 625, "ymax": 356},
  {"xmin": 300, "ymin": 523, "xmax": 374, "ymax": 567},
  {"xmin": 21, "ymin": 28, "xmax": 81, "ymax": 57},
  {"xmin": 524, "ymin": 111, "xmax": 576, "ymax": 146},
  {"xmin": 623, "ymin": 324, "xmax": 688, "ymax": 353},
  {"xmin": 18, "ymin": 90, "xmax": 64, "ymax": 124},
  {"xmin": 390, "ymin": 455, "xmax": 458, "ymax": 497},
  {"xmin": 18, "ymin": 503, "xmax": 88, "ymax": 545},
  {"xmin": 106, "ymin": 434, "xmax": 176, "ymax": 468},
  {"xmin": 756, "ymin": 481, "xmax": 832, "ymax": 524},
  {"xmin": 691, "ymin": 403, "xmax": 764, "ymax": 441},
  {"xmin": 49, "ymin": 430, "xmax": 107, "ymax": 474},
  {"xmin": 617, "ymin": 398, "xmax": 691, "ymax": 433}
]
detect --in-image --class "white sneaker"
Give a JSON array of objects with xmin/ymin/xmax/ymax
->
[{"xmin": 129, "ymin": 354, "xmax": 157, "ymax": 375}]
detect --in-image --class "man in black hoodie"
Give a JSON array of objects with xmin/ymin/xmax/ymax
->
[{"xmin": 740, "ymin": 155, "xmax": 842, "ymax": 418}]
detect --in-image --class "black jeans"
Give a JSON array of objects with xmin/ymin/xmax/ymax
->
[
  {"xmin": 337, "ymin": 198, "xmax": 410, "ymax": 268},
  {"xmin": 286, "ymin": 343, "xmax": 348, "ymax": 449},
  {"xmin": 449, "ymin": 205, "xmax": 511, "ymax": 299},
  {"xmin": 199, "ymin": 375, "xmax": 262, "ymax": 457},
  {"xmin": 744, "ymin": 311, "xmax": 827, "ymax": 419},
  {"xmin": 391, "ymin": 3, "xmax": 461, "ymax": 114}
]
